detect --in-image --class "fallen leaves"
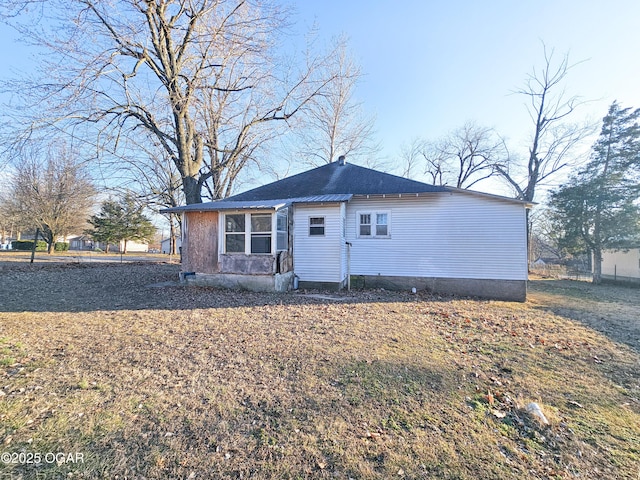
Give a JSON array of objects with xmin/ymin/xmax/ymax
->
[{"xmin": 0, "ymin": 264, "xmax": 638, "ymax": 480}]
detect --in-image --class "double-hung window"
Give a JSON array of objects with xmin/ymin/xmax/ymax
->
[
  {"xmin": 357, "ymin": 211, "xmax": 390, "ymax": 238},
  {"xmin": 224, "ymin": 212, "xmax": 274, "ymax": 254},
  {"xmin": 250, "ymin": 214, "xmax": 271, "ymax": 253},
  {"xmin": 225, "ymin": 214, "xmax": 246, "ymax": 253},
  {"xmin": 359, "ymin": 214, "xmax": 371, "ymax": 236},
  {"xmin": 375, "ymin": 213, "xmax": 388, "ymax": 236}
]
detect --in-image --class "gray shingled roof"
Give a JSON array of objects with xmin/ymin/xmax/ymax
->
[
  {"xmin": 227, "ymin": 161, "xmax": 446, "ymax": 201},
  {"xmin": 161, "ymin": 161, "xmax": 530, "ymax": 213}
]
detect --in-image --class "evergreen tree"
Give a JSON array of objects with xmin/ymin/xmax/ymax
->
[
  {"xmin": 85, "ymin": 200, "xmax": 122, "ymax": 253},
  {"xmin": 550, "ymin": 102, "xmax": 640, "ymax": 283},
  {"xmin": 86, "ymin": 195, "xmax": 156, "ymax": 253}
]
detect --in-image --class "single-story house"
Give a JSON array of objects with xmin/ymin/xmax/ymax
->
[
  {"xmin": 68, "ymin": 235, "xmax": 95, "ymax": 251},
  {"xmin": 601, "ymin": 248, "xmax": 640, "ymax": 285},
  {"xmin": 164, "ymin": 158, "xmax": 532, "ymax": 301}
]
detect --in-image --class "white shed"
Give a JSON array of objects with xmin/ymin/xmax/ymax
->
[{"xmin": 601, "ymin": 248, "xmax": 640, "ymax": 284}]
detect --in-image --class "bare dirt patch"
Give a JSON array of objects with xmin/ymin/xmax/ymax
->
[{"xmin": 0, "ymin": 264, "xmax": 638, "ymax": 479}]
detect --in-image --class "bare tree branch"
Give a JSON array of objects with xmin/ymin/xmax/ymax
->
[
  {"xmin": 1, "ymin": 0, "xmax": 338, "ymax": 204},
  {"xmin": 500, "ymin": 44, "xmax": 594, "ymax": 202}
]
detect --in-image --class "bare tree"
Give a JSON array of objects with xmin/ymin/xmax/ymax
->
[
  {"xmin": 497, "ymin": 45, "xmax": 593, "ymax": 202},
  {"xmin": 1, "ymin": 0, "xmax": 337, "ymax": 204},
  {"xmin": 290, "ymin": 37, "xmax": 380, "ymax": 166},
  {"xmin": 0, "ymin": 177, "xmax": 20, "ymax": 246},
  {"xmin": 116, "ymin": 142, "xmax": 185, "ymax": 255},
  {"xmin": 3, "ymin": 142, "xmax": 96, "ymax": 253},
  {"xmin": 426, "ymin": 122, "xmax": 508, "ymax": 189},
  {"xmin": 528, "ymin": 207, "xmax": 564, "ymax": 264},
  {"xmin": 398, "ymin": 123, "xmax": 507, "ymax": 188},
  {"xmin": 399, "ymin": 138, "xmax": 429, "ymax": 180}
]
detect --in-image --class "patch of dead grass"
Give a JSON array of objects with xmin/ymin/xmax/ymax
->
[{"xmin": 0, "ymin": 264, "xmax": 638, "ymax": 479}]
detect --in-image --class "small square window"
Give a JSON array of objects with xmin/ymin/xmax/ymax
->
[
  {"xmin": 226, "ymin": 234, "xmax": 245, "ymax": 253},
  {"xmin": 309, "ymin": 217, "xmax": 325, "ymax": 236},
  {"xmin": 251, "ymin": 213, "xmax": 271, "ymax": 232},
  {"xmin": 225, "ymin": 214, "xmax": 245, "ymax": 232},
  {"xmin": 251, "ymin": 235, "xmax": 271, "ymax": 254}
]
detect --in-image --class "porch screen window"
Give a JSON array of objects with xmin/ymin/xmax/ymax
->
[
  {"xmin": 225, "ymin": 214, "xmax": 245, "ymax": 252},
  {"xmin": 276, "ymin": 209, "xmax": 288, "ymax": 251},
  {"xmin": 251, "ymin": 213, "xmax": 272, "ymax": 254},
  {"xmin": 309, "ymin": 217, "xmax": 325, "ymax": 236}
]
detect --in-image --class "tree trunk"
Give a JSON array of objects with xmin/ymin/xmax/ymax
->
[
  {"xmin": 182, "ymin": 176, "xmax": 202, "ymax": 204},
  {"xmin": 524, "ymin": 208, "xmax": 536, "ymax": 270},
  {"xmin": 123, "ymin": 240, "xmax": 128, "ymax": 254},
  {"xmin": 47, "ymin": 242, "xmax": 54, "ymax": 254},
  {"xmin": 169, "ymin": 216, "xmax": 177, "ymax": 255},
  {"xmin": 592, "ymin": 248, "xmax": 602, "ymax": 284}
]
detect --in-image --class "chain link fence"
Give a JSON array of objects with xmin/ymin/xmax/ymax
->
[{"xmin": 530, "ymin": 263, "xmax": 593, "ymax": 281}]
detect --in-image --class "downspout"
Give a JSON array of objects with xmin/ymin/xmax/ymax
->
[{"xmin": 346, "ymin": 241, "xmax": 352, "ymax": 291}]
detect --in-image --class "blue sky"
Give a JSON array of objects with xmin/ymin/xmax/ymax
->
[
  {"xmin": 1, "ymin": 1, "xmax": 639, "ymax": 195},
  {"xmin": 292, "ymin": 0, "xmax": 640, "ymax": 163}
]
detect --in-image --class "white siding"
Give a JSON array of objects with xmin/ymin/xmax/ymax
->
[
  {"xmin": 293, "ymin": 204, "xmax": 345, "ymax": 283},
  {"xmin": 345, "ymin": 194, "xmax": 528, "ymax": 281},
  {"xmin": 340, "ymin": 202, "xmax": 347, "ymax": 280},
  {"xmin": 602, "ymin": 249, "xmax": 640, "ymax": 279}
]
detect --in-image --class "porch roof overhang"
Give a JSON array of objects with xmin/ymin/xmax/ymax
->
[{"xmin": 160, "ymin": 194, "xmax": 353, "ymax": 214}]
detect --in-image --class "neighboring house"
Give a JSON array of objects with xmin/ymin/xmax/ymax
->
[
  {"xmin": 601, "ymin": 248, "xmax": 640, "ymax": 284},
  {"xmin": 161, "ymin": 237, "xmax": 182, "ymax": 254},
  {"xmin": 68, "ymin": 235, "xmax": 94, "ymax": 251},
  {"xmin": 164, "ymin": 158, "xmax": 532, "ymax": 301},
  {"xmin": 112, "ymin": 240, "xmax": 149, "ymax": 253},
  {"xmin": 68, "ymin": 235, "xmax": 148, "ymax": 253}
]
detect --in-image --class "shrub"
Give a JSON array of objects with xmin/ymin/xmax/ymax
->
[
  {"xmin": 54, "ymin": 242, "xmax": 70, "ymax": 252},
  {"xmin": 11, "ymin": 240, "xmax": 47, "ymax": 252}
]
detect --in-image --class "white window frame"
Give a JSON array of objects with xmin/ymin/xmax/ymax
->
[
  {"xmin": 276, "ymin": 208, "xmax": 288, "ymax": 252},
  {"xmin": 224, "ymin": 213, "xmax": 246, "ymax": 253},
  {"xmin": 250, "ymin": 213, "xmax": 272, "ymax": 254},
  {"xmin": 356, "ymin": 210, "xmax": 391, "ymax": 239},
  {"xmin": 309, "ymin": 216, "xmax": 326, "ymax": 236},
  {"xmin": 223, "ymin": 212, "xmax": 274, "ymax": 255}
]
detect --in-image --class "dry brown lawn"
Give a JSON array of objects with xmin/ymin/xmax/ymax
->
[{"xmin": 0, "ymin": 262, "xmax": 638, "ymax": 479}]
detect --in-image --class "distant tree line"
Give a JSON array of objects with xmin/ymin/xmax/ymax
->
[{"xmin": 0, "ymin": 141, "xmax": 156, "ymax": 254}]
